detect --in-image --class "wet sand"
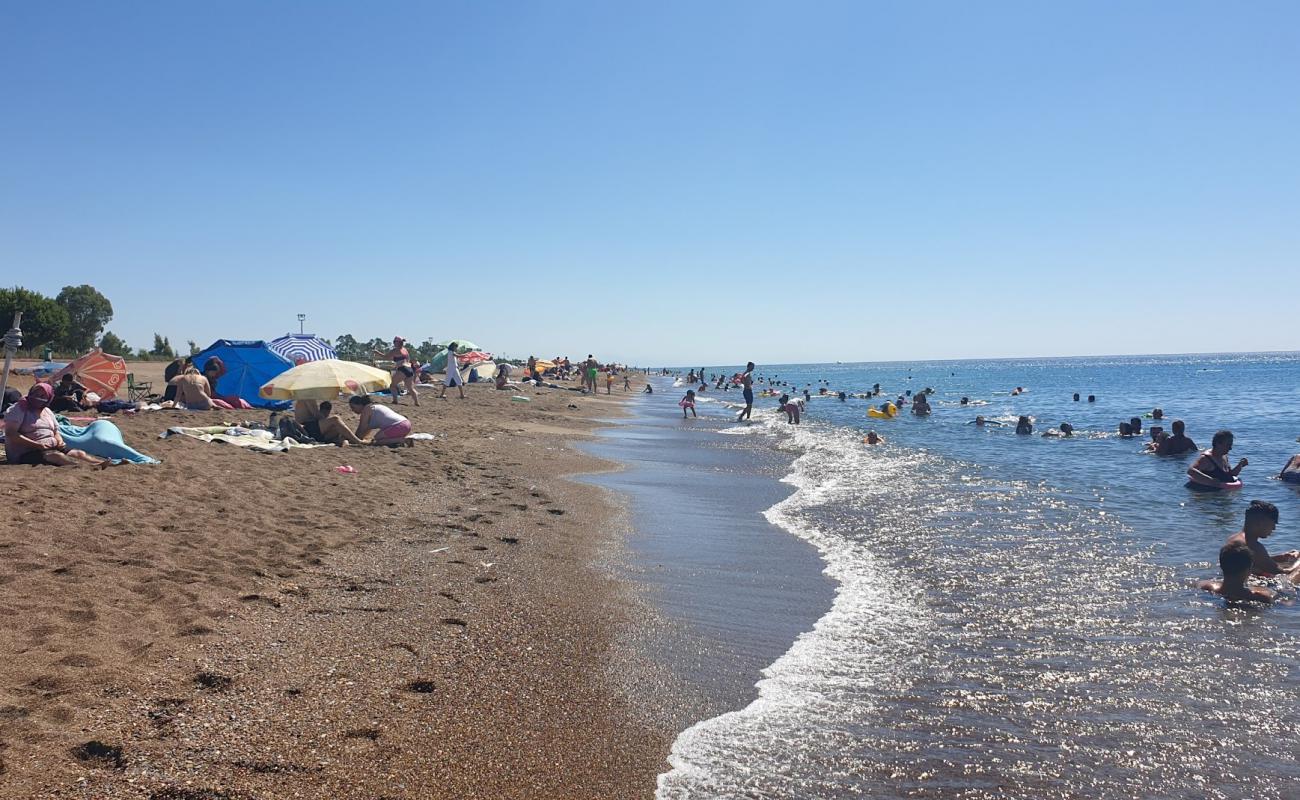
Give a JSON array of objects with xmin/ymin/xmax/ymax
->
[{"xmin": 1, "ymin": 365, "xmax": 668, "ymax": 798}]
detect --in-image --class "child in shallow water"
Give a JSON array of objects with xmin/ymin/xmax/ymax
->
[
  {"xmin": 1198, "ymin": 541, "xmax": 1274, "ymax": 603},
  {"xmin": 679, "ymin": 389, "xmax": 697, "ymax": 418}
]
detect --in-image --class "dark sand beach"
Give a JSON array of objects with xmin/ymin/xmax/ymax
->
[{"xmin": 1, "ymin": 364, "xmax": 673, "ymax": 798}]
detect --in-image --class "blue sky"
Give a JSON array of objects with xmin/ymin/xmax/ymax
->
[{"xmin": 2, "ymin": 1, "xmax": 1296, "ymax": 365}]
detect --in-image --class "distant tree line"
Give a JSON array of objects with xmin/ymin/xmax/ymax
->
[{"xmin": 0, "ymin": 284, "xmax": 194, "ymax": 361}]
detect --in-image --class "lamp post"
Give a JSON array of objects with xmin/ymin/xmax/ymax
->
[{"xmin": 297, "ymin": 313, "xmax": 306, "ymax": 335}]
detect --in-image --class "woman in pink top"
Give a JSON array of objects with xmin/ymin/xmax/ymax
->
[{"xmin": 3, "ymin": 383, "xmax": 106, "ymax": 467}]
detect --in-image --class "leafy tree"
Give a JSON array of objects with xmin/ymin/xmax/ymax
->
[
  {"xmin": 414, "ymin": 339, "xmax": 440, "ymax": 364},
  {"xmin": 334, "ymin": 334, "xmax": 365, "ymax": 361},
  {"xmin": 0, "ymin": 286, "xmax": 70, "ymax": 353},
  {"xmin": 99, "ymin": 331, "xmax": 129, "ymax": 355},
  {"xmin": 54, "ymin": 284, "xmax": 113, "ymax": 352},
  {"xmin": 150, "ymin": 333, "xmax": 176, "ymax": 358},
  {"xmin": 187, "ymin": 340, "xmax": 200, "ymax": 356}
]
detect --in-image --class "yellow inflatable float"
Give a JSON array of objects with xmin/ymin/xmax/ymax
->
[{"xmin": 867, "ymin": 402, "xmax": 897, "ymax": 419}]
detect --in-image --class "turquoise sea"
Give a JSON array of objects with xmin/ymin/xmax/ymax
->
[{"xmin": 645, "ymin": 352, "xmax": 1300, "ymax": 799}]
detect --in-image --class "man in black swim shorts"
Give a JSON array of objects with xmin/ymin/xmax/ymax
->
[{"xmin": 736, "ymin": 361, "xmax": 755, "ymax": 422}]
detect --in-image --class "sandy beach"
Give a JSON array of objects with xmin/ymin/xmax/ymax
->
[{"xmin": 1, "ymin": 363, "xmax": 670, "ymax": 798}]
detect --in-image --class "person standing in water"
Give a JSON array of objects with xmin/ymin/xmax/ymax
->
[
  {"xmin": 1225, "ymin": 501, "xmax": 1298, "ymax": 577},
  {"xmin": 1199, "ymin": 542, "xmax": 1275, "ymax": 603},
  {"xmin": 736, "ymin": 361, "xmax": 755, "ymax": 422}
]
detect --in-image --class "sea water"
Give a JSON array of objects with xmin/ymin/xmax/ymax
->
[{"xmin": 653, "ymin": 353, "xmax": 1300, "ymax": 800}]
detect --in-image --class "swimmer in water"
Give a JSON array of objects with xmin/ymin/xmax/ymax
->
[
  {"xmin": 1042, "ymin": 422, "xmax": 1074, "ymax": 438},
  {"xmin": 1198, "ymin": 541, "xmax": 1275, "ymax": 603},
  {"xmin": 970, "ymin": 415, "xmax": 1005, "ymax": 427},
  {"xmin": 1187, "ymin": 430, "xmax": 1248, "ymax": 491},
  {"xmin": 1157, "ymin": 420, "xmax": 1197, "ymax": 455},
  {"xmin": 1279, "ymin": 454, "xmax": 1300, "ymax": 484},
  {"xmin": 1225, "ymin": 501, "xmax": 1299, "ymax": 577},
  {"xmin": 1015, "ymin": 416, "xmax": 1033, "ymax": 435},
  {"xmin": 864, "ymin": 430, "xmax": 884, "ymax": 445}
]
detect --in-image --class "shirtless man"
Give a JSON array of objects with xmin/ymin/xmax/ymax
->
[
  {"xmin": 169, "ymin": 367, "xmax": 215, "ymax": 410},
  {"xmin": 1156, "ymin": 419, "xmax": 1197, "ymax": 455},
  {"xmin": 584, "ymin": 355, "xmax": 598, "ymax": 393},
  {"xmin": 1225, "ymin": 500, "xmax": 1299, "ymax": 577},
  {"xmin": 736, "ymin": 361, "xmax": 755, "ymax": 422},
  {"xmin": 1199, "ymin": 541, "xmax": 1275, "ymax": 603}
]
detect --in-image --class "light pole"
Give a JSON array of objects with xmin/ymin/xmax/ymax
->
[{"xmin": 297, "ymin": 313, "xmax": 306, "ymax": 335}]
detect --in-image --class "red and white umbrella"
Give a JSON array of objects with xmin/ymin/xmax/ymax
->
[{"xmin": 50, "ymin": 349, "xmax": 128, "ymax": 399}]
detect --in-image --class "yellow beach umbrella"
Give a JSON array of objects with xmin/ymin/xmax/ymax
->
[{"xmin": 259, "ymin": 359, "xmax": 394, "ymax": 401}]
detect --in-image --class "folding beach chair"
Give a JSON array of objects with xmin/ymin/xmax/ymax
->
[{"xmin": 127, "ymin": 373, "xmax": 153, "ymax": 402}]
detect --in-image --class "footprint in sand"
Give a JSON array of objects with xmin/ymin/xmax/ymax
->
[{"xmin": 70, "ymin": 740, "xmax": 125, "ymax": 770}]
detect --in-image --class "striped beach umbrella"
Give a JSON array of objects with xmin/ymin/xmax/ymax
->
[{"xmin": 269, "ymin": 334, "xmax": 337, "ymax": 365}]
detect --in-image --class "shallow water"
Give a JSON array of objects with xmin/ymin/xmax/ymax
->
[{"xmin": 653, "ymin": 353, "xmax": 1300, "ymax": 800}]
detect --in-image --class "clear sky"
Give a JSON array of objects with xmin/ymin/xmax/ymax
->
[{"xmin": 2, "ymin": 1, "xmax": 1296, "ymax": 365}]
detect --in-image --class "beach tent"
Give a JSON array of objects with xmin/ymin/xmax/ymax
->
[
  {"xmin": 194, "ymin": 340, "xmax": 293, "ymax": 409},
  {"xmin": 11, "ymin": 360, "xmax": 68, "ymax": 379},
  {"xmin": 49, "ymin": 349, "xmax": 128, "ymax": 399},
  {"xmin": 269, "ymin": 334, "xmax": 337, "ymax": 365},
  {"xmin": 467, "ymin": 361, "xmax": 496, "ymax": 382}
]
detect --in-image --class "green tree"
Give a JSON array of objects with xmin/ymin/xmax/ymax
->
[
  {"xmin": 99, "ymin": 331, "xmax": 129, "ymax": 355},
  {"xmin": 54, "ymin": 284, "xmax": 113, "ymax": 352},
  {"xmin": 150, "ymin": 333, "xmax": 176, "ymax": 358},
  {"xmin": 414, "ymin": 339, "xmax": 440, "ymax": 364},
  {"xmin": 0, "ymin": 286, "xmax": 70, "ymax": 354},
  {"xmin": 187, "ymin": 340, "xmax": 200, "ymax": 356},
  {"xmin": 334, "ymin": 334, "xmax": 365, "ymax": 361}
]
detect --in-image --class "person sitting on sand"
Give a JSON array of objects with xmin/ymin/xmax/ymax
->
[
  {"xmin": 1157, "ymin": 420, "xmax": 1198, "ymax": 455},
  {"xmin": 309, "ymin": 400, "xmax": 366, "ymax": 446},
  {"xmin": 293, "ymin": 399, "xmax": 323, "ymax": 441},
  {"xmin": 347, "ymin": 395, "xmax": 413, "ymax": 446},
  {"xmin": 1279, "ymin": 454, "xmax": 1300, "ymax": 485},
  {"xmin": 1015, "ymin": 415, "xmax": 1033, "ymax": 435},
  {"xmin": 50, "ymin": 373, "xmax": 89, "ymax": 412},
  {"xmin": 864, "ymin": 430, "xmax": 884, "ymax": 445},
  {"xmin": 680, "ymin": 389, "xmax": 697, "ymax": 418},
  {"xmin": 494, "ymin": 363, "xmax": 516, "ymax": 391},
  {"xmin": 169, "ymin": 366, "xmax": 215, "ymax": 410},
  {"xmin": 1187, "ymin": 430, "xmax": 1247, "ymax": 491},
  {"xmin": 1199, "ymin": 541, "xmax": 1275, "ymax": 604},
  {"xmin": 1225, "ymin": 500, "xmax": 1298, "ymax": 577},
  {"xmin": 3, "ymin": 383, "xmax": 108, "ymax": 467}
]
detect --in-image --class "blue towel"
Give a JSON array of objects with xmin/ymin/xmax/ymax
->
[{"xmin": 57, "ymin": 418, "xmax": 160, "ymax": 464}]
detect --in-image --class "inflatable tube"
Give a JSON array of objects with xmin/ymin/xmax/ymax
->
[
  {"xmin": 1223, "ymin": 480, "xmax": 1243, "ymax": 490},
  {"xmin": 867, "ymin": 407, "xmax": 896, "ymax": 419}
]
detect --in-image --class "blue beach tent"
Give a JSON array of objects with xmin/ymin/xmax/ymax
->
[{"xmin": 194, "ymin": 340, "xmax": 293, "ymax": 409}]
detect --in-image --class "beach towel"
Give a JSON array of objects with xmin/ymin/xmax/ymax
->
[
  {"xmin": 56, "ymin": 418, "xmax": 160, "ymax": 464},
  {"xmin": 159, "ymin": 426, "xmax": 332, "ymax": 454}
]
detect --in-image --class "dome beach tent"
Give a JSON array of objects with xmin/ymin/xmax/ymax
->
[
  {"xmin": 194, "ymin": 340, "xmax": 293, "ymax": 409},
  {"xmin": 269, "ymin": 334, "xmax": 337, "ymax": 365}
]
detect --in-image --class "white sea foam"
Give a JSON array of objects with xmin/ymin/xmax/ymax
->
[{"xmin": 656, "ymin": 419, "xmax": 932, "ymax": 798}]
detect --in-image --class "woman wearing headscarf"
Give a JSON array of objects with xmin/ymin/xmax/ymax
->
[{"xmin": 3, "ymin": 383, "xmax": 107, "ymax": 467}]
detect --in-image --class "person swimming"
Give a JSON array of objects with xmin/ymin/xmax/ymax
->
[
  {"xmin": 864, "ymin": 430, "xmax": 883, "ymax": 445},
  {"xmin": 1043, "ymin": 422, "xmax": 1074, "ymax": 438},
  {"xmin": 1015, "ymin": 416, "xmax": 1033, "ymax": 435},
  {"xmin": 1157, "ymin": 420, "xmax": 1197, "ymax": 455},
  {"xmin": 1186, "ymin": 430, "xmax": 1247, "ymax": 491}
]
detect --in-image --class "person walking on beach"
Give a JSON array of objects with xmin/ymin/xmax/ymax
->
[
  {"xmin": 680, "ymin": 389, "xmax": 697, "ymax": 418},
  {"xmin": 439, "ymin": 341, "xmax": 467, "ymax": 400},
  {"xmin": 736, "ymin": 362, "xmax": 755, "ymax": 422},
  {"xmin": 584, "ymin": 355, "xmax": 598, "ymax": 394},
  {"xmin": 375, "ymin": 337, "xmax": 419, "ymax": 406}
]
